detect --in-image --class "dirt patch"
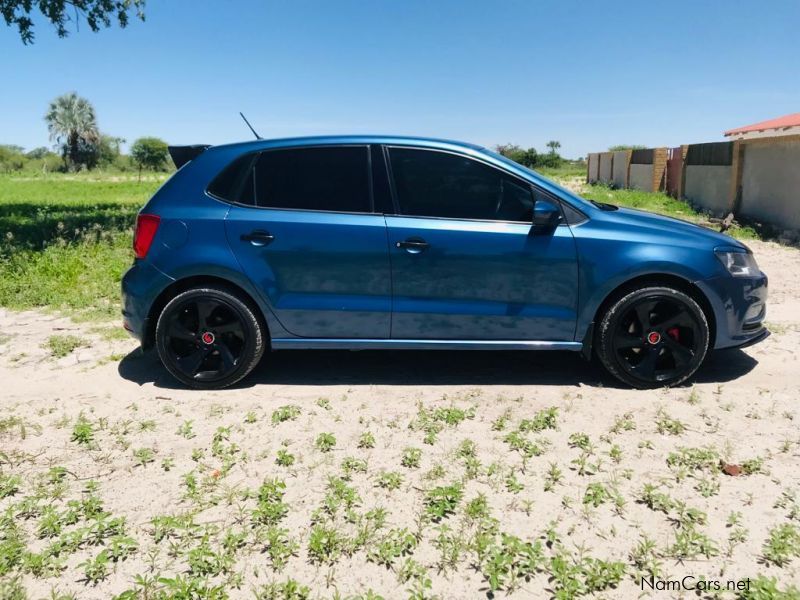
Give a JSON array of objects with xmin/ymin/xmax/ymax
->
[{"xmin": 1, "ymin": 240, "xmax": 799, "ymax": 599}]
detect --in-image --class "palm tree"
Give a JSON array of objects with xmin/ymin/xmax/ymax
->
[
  {"xmin": 546, "ymin": 140, "xmax": 561, "ymax": 155},
  {"xmin": 44, "ymin": 92, "xmax": 100, "ymax": 170}
]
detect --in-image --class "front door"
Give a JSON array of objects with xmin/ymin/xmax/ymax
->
[
  {"xmin": 224, "ymin": 145, "xmax": 391, "ymax": 338},
  {"xmin": 385, "ymin": 147, "xmax": 578, "ymax": 340}
]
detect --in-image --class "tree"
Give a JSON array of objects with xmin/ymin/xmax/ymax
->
[
  {"xmin": 495, "ymin": 143, "xmax": 538, "ymax": 169},
  {"xmin": 1, "ymin": 0, "xmax": 145, "ymax": 44},
  {"xmin": 26, "ymin": 146, "xmax": 51, "ymax": 159},
  {"xmin": 608, "ymin": 145, "xmax": 646, "ymax": 151},
  {"xmin": 130, "ymin": 136, "xmax": 168, "ymax": 177},
  {"xmin": 0, "ymin": 144, "xmax": 25, "ymax": 173},
  {"xmin": 546, "ymin": 140, "xmax": 561, "ymax": 155},
  {"xmin": 97, "ymin": 134, "xmax": 126, "ymax": 167},
  {"xmin": 44, "ymin": 92, "xmax": 100, "ymax": 171}
]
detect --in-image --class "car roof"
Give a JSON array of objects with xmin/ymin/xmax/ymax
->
[{"xmin": 209, "ymin": 135, "xmax": 487, "ymax": 154}]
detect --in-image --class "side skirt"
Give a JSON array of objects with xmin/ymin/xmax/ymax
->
[{"xmin": 271, "ymin": 339, "xmax": 583, "ymax": 351}]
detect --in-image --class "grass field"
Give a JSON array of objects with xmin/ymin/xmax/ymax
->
[{"xmin": 0, "ymin": 173, "xmax": 165, "ymax": 319}]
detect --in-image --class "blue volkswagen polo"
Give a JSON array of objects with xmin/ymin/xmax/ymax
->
[{"xmin": 121, "ymin": 136, "xmax": 768, "ymax": 389}]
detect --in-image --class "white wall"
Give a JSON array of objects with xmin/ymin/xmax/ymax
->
[
  {"xmin": 629, "ymin": 164, "xmax": 653, "ymax": 191},
  {"xmin": 612, "ymin": 151, "xmax": 629, "ymax": 188},
  {"xmin": 740, "ymin": 140, "xmax": 800, "ymax": 230},
  {"xmin": 684, "ymin": 165, "xmax": 732, "ymax": 215},
  {"xmin": 587, "ymin": 153, "xmax": 599, "ymax": 182},
  {"xmin": 598, "ymin": 152, "xmax": 613, "ymax": 184}
]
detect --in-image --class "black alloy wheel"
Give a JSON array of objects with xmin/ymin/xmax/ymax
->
[
  {"xmin": 155, "ymin": 286, "xmax": 264, "ymax": 389},
  {"xmin": 597, "ymin": 286, "xmax": 710, "ymax": 388}
]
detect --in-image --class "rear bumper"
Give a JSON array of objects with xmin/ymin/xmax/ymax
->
[
  {"xmin": 695, "ymin": 271, "xmax": 769, "ymax": 350},
  {"xmin": 121, "ymin": 261, "xmax": 174, "ymax": 347}
]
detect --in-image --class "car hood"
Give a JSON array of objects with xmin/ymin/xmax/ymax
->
[{"xmin": 606, "ymin": 205, "xmax": 745, "ymax": 249}]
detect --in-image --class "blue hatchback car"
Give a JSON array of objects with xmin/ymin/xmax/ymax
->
[{"xmin": 121, "ymin": 136, "xmax": 768, "ymax": 389}]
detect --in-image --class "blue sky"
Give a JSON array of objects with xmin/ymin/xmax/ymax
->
[{"xmin": 2, "ymin": 0, "xmax": 798, "ymax": 158}]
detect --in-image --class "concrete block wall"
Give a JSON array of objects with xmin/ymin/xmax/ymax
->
[
  {"xmin": 598, "ymin": 152, "xmax": 613, "ymax": 184},
  {"xmin": 586, "ymin": 136, "xmax": 800, "ymax": 231},
  {"xmin": 587, "ymin": 153, "xmax": 600, "ymax": 183},
  {"xmin": 684, "ymin": 165, "xmax": 733, "ymax": 215},
  {"xmin": 739, "ymin": 136, "xmax": 800, "ymax": 231},
  {"xmin": 612, "ymin": 150, "xmax": 630, "ymax": 188},
  {"xmin": 629, "ymin": 164, "xmax": 654, "ymax": 191}
]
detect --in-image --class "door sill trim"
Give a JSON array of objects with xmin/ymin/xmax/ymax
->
[{"xmin": 271, "ymin": 338, "xmax": 582, "ymax": 351}]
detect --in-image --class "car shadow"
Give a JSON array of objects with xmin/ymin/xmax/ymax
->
[{"xmin": 117, "ymin": 346, "xmax": 758, "ymax": 390}]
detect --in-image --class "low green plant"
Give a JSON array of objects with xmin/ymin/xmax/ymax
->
[
  {"xmin": 762, "ymin": 523, "xmax": 800, "ymax": 566},
  {"xmin": 639, "ymin": 484, "xmax": 674, "ymax": 514},
  {"xmin": 132, "ymin": 447, "xmax": 155, "ymax": 467},
  {"xmin": 480, "ymin": 533, "xmax": 544, "ymax": 591},
  {"xmin": 307, "ymin": 524, "xmax": 347, "ymax": 565},
  {"xmin": 70, "ymin": 415, "xmax": 94, "ymax": 446},
  {"xmin": 43, "ymin": 334, "xmax": 87, "ymax": 358},
  {"xmin": 253, "ymin": 578, "xmax": 311, "ymax": 600},
  {"xmin": 341, "ymin": 456, "xmax": 368, "ymax": 479},
  {"xmin": 519, "ymin": 407, "xmax": 558, "ymax": 432},
  {"xmin": 271, "ymin": 405, "xmax": 301, "ymax": 425},
  {"xmin": 0, "ymin": 473, "xmax": 21, "ymax": 498},
  {"xmin": 671, "ymin": 526, "xmax": 719, "ymax": 560},
  {"xmin": 424, "ymin": 483, "xmax": 463, "ymax": 522},
  {"xmin": 375, "ymin": 471, "xmax": 403, "ymax": 490},
  {"xmin": 401, "ymin": 447, "xmax": 422, "ymax": 468},
  {"xmin": 583, "ymin": 483, "xmax": 609, "ymax": 507},
  {"xmin": 666, "ymin": 446, "xmax": 719, "ymax": 472},
  {"xmin": 655, "ymin": 409, "xmax": 687, "ymax": 435},
  {"xmin": 252, "ymin": 478, "xmax": 289, "ymax": 526},
  {"xmin": 544, "ymin": 462, "xmax": 563, "ymax": 492},
  {"xmin": 368, "ymin": 527, "xmax": 417, "ymax": 567},
  {"xmin": 259, "ymin": 526, "xmax": 298, "ymax": 571},
  {"xmin": 742, "ymin": 457, "xmax": 766, "ymax": 475},
  {"xmin": 276, "ymin": 450, "xmax": 295, "ymax": 467},
  {"xmin": 176, "ymin": 420, "xmax": 195, "ymax": 439},
  {"xmin": 79, "ymin": 549, "xmax": 110, "ymax": 584},
  {"xmin": 358, "ymin": 430, "xmax": 376, "ymax": 449},
  {"xmin": 314, "ymin": 432, "xmax": 336, "ymax": 452}
]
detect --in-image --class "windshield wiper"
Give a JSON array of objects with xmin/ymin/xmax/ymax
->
[{"xmin": 591, "ymin": 200, "xmax": 618, "ymax": 211}]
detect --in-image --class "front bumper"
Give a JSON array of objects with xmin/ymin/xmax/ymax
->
[
  {"xmin": 695, "ymin": 271, "xmax": 769, "ymax": 350},
  {"xmin": 121, "ymin": 261, "xmax": 174, "ymax": 347}
]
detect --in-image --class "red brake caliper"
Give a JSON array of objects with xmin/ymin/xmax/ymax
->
[{"xmin": 667, "ymin": 327, "xmax": 680, "ymax": 342}]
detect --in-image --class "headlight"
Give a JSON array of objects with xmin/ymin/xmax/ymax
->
[{"xmin": 714, "ymin": 248, "xmax": 760, "ymax": 277}]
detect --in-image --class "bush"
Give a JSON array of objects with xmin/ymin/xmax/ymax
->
[
  {"xmin": 130, "ymin": 137, "xmax": 169, "ymax": 173},
  {"xmin": 0, "ymin": 145, "xmax": 26, "ymax": 173}
]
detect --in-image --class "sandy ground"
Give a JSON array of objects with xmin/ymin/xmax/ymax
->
[{"xmin": 1, "ymin": 239, "xmax": 799, "ymax": 599}]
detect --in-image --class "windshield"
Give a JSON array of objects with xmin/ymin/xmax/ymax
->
[{"xmin": 481, "ymin": 148, "xmax": 596, "ymax": 212}]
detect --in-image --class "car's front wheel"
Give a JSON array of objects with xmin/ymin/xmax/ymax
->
[
  {"xmin": 596, "ymin": 286, "xmax": 710, "ymax": 389},
  {"xmin": 155, "ymin": 286, "xmax": 265, "ymax": 389}
]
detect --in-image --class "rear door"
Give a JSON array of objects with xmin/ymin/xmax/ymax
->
[
  {"xmin": 223, "ymin": 145, "xmax": 391, "ymax": 338},
  {"xmin": 384, "ymin": 146, "xmax": 579, "ymax": 340}
]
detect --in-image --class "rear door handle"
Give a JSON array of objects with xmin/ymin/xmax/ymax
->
[
  {"xmin": 396, "ymin": 238, "xmax": 429, "ymax": 252},
  {"xmin": 241, "ymin": 230, "xmax": 275, "ymax": 246}
]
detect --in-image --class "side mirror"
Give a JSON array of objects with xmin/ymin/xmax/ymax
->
[{"xmin": 532, "ymin": 199, "xmax": 562, "ymax": 230}]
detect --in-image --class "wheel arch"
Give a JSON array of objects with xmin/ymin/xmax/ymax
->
[
  {"xmin": 584, "ymin": 273, "xmax": 717, "ymax": 356},
  {"xmin": 143, "ymin": 275, "xmax": 270, "ymax": 350}
]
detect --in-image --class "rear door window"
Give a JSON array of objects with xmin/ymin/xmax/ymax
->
[{"xmin": 252, "ymin": 146, "xmax": 371, "ymax": 212}]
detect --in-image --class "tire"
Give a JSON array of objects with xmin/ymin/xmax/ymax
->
[
  {"xmin": 596, "ymin": 286, "xmax": 710, "ymax": 389},
  {"xmin": 155, "ymin": 286, "xmax": 265, "ymax": 389}
]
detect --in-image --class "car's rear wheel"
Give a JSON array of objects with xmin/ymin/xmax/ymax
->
[
  {"xmin": 155, "ymin": 286, "xmax": 264, "ymax": 389},
  {"xmin": 596, "ymin": 286, "xmax": 710, "ymax": 389}
]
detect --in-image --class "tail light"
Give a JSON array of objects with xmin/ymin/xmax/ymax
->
[{"xmin": 133, "ymin": 214, "xmax": 161, "ymax": 259}]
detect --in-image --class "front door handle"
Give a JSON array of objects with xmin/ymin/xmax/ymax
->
[
  {"xmin": 396, "ymin": 238, "xmax": 429, "ymax": 253},
  {"xmin": 241, "ymin": 230, "xmax": 275, "ymax": 246}
]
